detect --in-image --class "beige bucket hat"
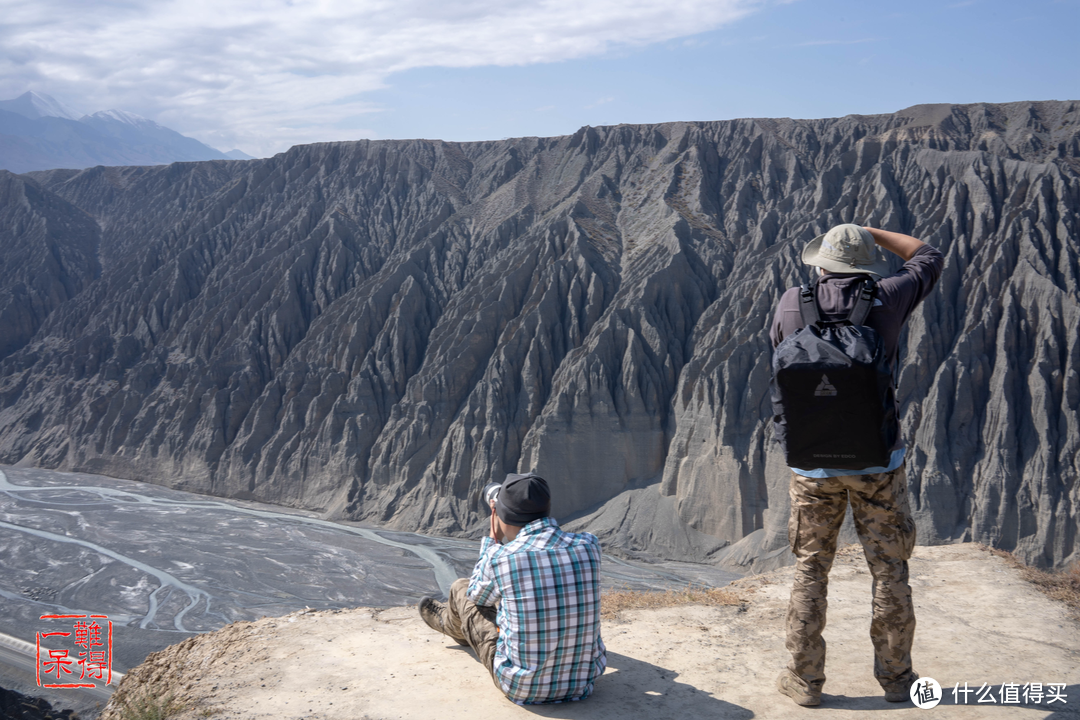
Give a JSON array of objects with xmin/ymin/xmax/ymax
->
[{"xmin": 802, "ymin": 224, "xmax": 890, "ymax": 277}]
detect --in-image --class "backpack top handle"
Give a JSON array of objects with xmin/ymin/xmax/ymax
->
[{"xmin": 797, "ymin": 275, "xmax": 877, "ymax": 329}]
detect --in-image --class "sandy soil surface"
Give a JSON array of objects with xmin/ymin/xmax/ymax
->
[{"xmin": 99, "ymin": 544, "xmax": 1079, "ymax": 719}]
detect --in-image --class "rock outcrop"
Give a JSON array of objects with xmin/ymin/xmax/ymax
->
[
  {"xmin": 0, "ymin": 686, "xmax": 77, "ymax": 720},
  {"xmin": 0, "ymin": 101, "xmax": 1078, "ymax": 568}
]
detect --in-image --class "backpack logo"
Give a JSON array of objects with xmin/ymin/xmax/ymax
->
[{"xmin": 814, "ymin": 375, "xmax": 837, "ymax": 396}]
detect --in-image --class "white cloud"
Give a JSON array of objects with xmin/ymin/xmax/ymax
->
[{"xmin": 0, "ymin": 0, "xmax": 766, "ymax": 156}]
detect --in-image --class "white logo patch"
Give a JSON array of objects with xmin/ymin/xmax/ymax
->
[
  {"xmin": 911, "ymin": 677, "xmax": 942, "ymax": 708},
  {"xmin": 814, "ymin": 375, "xmax": 837, "ymax": 397}
]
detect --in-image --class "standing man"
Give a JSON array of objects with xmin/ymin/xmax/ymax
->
[
  {"xmin": 770, "ymin": 224, "xmax": 943, "ymax": 707},
  {"xmin": 418, "ymin": 472, "xmax": 607, "ymax": 704}
]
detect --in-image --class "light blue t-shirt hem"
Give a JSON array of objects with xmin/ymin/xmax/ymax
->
[{"xmin": 791, "ymin": 447, "xmax": 906, "ymax": 478}]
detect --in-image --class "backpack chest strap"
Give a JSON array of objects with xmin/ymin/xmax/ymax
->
[
  {"xmin": 798, "ymin": 282, "xmax": 821, "ymax": 327},
  {"xmin": 848, "ymin": 276, "xmax": 877, "ymax": 326}
]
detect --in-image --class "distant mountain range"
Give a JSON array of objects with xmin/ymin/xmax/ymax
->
[{"xmin": 0, "ymin": 91, "xmax": 254, "ymax": 173}]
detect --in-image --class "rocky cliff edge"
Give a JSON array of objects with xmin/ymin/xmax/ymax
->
[{"xmin": 97, "ymin": 544, "xmax": 1079, "ymax": 719}]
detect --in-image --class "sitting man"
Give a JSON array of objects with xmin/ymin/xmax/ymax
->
[{"xmin": 418, "ymin": 472, "xmax": 607, "ymax": 704}]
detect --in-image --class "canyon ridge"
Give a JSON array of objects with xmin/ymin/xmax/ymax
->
[{"xmin": 0, "ymin": 100, "xmax": 1077, "ymax": 570}]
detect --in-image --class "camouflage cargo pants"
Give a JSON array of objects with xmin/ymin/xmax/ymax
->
[
  {"xmin": 444, "ymin": 578, "xmax": 502, "ymax": 691},
  {"xmin": 785, "ymin": 463, "xmax": 917, "ymax": 696}
]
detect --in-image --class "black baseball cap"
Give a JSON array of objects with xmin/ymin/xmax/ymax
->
[{"xmin": 483, "ymin": 473, "xmax": 550, "ymax": 526}]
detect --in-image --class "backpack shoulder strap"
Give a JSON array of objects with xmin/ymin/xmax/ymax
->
[
  {"xmin": 848, "ymin": 276, "xmax": 877, "ymax": 326},
  {"xmin": 798, "ymin": 279, "xmax": 822, "ymax": 327}
]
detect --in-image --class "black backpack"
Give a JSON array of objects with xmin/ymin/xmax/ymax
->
[{"xmin": 770, "ymin": 276, "xmax": 898, "ymax": 470}]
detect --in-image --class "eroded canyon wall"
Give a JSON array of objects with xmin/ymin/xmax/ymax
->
[{"xmin": 1, "ymin": 101, "xmax": 1077, "ymax": 568}]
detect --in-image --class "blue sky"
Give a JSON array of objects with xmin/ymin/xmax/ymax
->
[
  {"xmin": 1, "ymin": 0, "xmax": 1077, "ymax": 157},
  {"xmin": 370, "ymin": 0, "xmax": 1080, "ymax": 141}
]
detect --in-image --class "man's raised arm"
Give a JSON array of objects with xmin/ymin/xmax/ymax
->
[{"xmin": 863, "ymin": 227, "xmax": 925, "ymax": 262}]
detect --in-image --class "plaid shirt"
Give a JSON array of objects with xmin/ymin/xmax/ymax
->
[{"xmin": 468, "ymin": 516, "xmax": 606, "ymax": 704}]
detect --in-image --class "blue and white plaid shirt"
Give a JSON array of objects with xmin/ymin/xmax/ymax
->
[{"xmin": 468, "ymin": 516, "xmax": 606, "ymax": 704}]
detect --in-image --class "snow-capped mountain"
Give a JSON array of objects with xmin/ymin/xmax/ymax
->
[
  {"xmin": 85, "ymin": 108, "xmax": 152, "ymax": 126},
  {"xmin": 0, "ymin": 91, "xmax": 255, "ymax": 173},
  {"xmin": 0, "ymin": 90, "xmax": 82, "ymax": 121}
]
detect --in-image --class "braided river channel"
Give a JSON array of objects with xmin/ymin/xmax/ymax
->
[{"xmin": 0, "ymin": 465, "xmax": 738, "ymax": 702}]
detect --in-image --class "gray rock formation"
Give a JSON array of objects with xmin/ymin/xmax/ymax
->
[{"xmin": 0, "ymin": 101, "xmax": 1077, "ymax": 570}]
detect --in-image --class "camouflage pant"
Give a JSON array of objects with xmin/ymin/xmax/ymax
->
[
  {"xmin": 444, "ymin": 578, "xmax": 502, "ymax": 691},
  {"xmin": 785, "ymin": 464, "xmax": 917, "ymax": 696}
]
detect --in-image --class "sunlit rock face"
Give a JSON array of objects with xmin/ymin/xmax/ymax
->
[{"xmin": 0, "ymin": 100, "xmax": 1077, "ymax": 569}]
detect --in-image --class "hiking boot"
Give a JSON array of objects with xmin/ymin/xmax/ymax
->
[
  {"xmin": 418, "ymin": 597, "xmax": 468, "ymax": 645},
  {"xmin": 884, "ymin": 673, "xmax": 919, "ymax": 703},
  {"xmin": 777, "ymin": 671, "xmax": 821, "ymax": 707}
]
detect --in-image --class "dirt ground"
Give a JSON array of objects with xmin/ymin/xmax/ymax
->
[{"xmin": 100, "ymin": 543, "xmax": 1079, "ymax": 719}]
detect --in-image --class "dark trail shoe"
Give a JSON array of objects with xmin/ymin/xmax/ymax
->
[
  {"xmin": 884, "ymin": 674, "xmax": 919, "ymax": 703},
  {"xmin": 418, "ymin": 597, "xmax": 468, "ymax": 645},
  {"xmin": 777, "ymin": 671, "xmax": 821, "ymax": 707}
]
